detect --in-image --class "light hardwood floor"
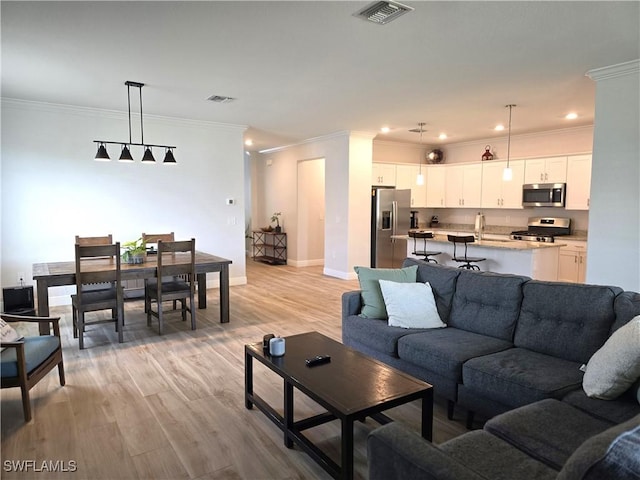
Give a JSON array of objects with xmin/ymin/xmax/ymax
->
[{"xmin": 1, "ymin": 259, "xmax": 466, "ymax": 479}]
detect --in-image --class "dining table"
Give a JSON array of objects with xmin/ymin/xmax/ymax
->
[{"xmin": 32, "ymin": 251, "xmax": 232, "ymax": 334}]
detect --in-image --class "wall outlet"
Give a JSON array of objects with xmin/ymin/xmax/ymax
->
[
  {"xmin": 17, "ymin": 272, "xmax": 25, "ymax": 284},
  {"xmin": 226, "ymin": 198, "xmax": 235, "ymax": 205}
]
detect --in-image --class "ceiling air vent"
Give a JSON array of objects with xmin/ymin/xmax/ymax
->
[
  {"xmin": 207, "ymin": 95, "xmax": 235, "ymax": 103},
  {"xmin": 355, "ymin": 1, "xmax": 414, "ymax": 25}
]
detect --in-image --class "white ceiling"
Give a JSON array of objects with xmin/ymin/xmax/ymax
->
[{"xmin": 2, "ymin": 1, "xmax": 639, "ymax": 152}]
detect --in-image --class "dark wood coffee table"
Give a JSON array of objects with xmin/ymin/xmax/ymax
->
[{"xmin": 244, "ymin": 331, "xmax": 433, "ymax": 480}]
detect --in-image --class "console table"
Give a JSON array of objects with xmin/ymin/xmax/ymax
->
[{"xmin": 252, "ymin": 231, "xmax": 287, "ymax": 265}]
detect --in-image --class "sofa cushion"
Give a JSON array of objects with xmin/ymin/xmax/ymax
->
[
  {"xmin": 354, "ymin": 265, "xmax": 418, "ymax": 319},
  {"xmin": 485, "ymin": 399, "xmax": 611, "ymax": 470},
  {"xmin": 557, "ymin": 415, "xmax": 640, "ymax": 480},
  {"xmin": 398, "ymin": 328, "xmax": 512, "ymax": 382},
  {"xmin": 583, "ymin": 315, "xmax": 640, "ymax": 400},
  {"xmin": 462, "ymin": 348, "xmax": 583, "ymax": 408},
  {"xmin": 379, "ymin": 280, "xmax": 446, "ymax": 329},
  {"xmin": 612, "ymin": 291, "xmax": 640, "ymax": 334},
  {"xmin": 562, "ymin": 388, "xmax": 640, "ymax": 424},
  {"xmin": 341, "ymin": 315, "xmax": 425, "ymax": 357},
  {"xmin": 402, "ymin": 258, "xmax": 461, "ymax": 322},
  {"xmin": 514, "ymin": 281, "xmax": 622, "ymax": 363},
  {"xmin": 440, "ymin": 430, "xmax": 556, "ymax": 480},
  {"xmin": 448, "ymin": 270, "xmax": 528, "ymax": 341}
]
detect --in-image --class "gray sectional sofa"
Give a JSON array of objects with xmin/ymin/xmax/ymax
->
[{"xmin": 342, "ymin": 258, "xmax": 640, "ymax": 478}]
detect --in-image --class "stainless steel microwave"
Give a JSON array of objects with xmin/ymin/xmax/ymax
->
[{"xmin": 522, "ymin": 183, "xmax": 566, "ymax": 207}]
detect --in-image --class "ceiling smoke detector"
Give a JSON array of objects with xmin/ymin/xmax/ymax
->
[
  {"xmin": 355, "ymin": 1, "xmax": 414, "ymax": 25},
  {"xmin": 207, "ymin": 95, "xmax": 235, "ymax": 103}
]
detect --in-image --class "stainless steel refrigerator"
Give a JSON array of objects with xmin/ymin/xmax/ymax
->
[{"xmin": 371, "ymin": 187, "xmax": 411, "ymax": 268}]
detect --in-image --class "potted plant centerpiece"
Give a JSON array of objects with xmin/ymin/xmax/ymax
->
[
  {"xmin": 122, "ymin": 237, "xmax": 146, "ymax": 264},
  {"xmin": 271, "ymin": 212, "xmax": 282, "ymax": 233}
]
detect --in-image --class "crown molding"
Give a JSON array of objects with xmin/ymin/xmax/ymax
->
[
  {"xmin": 586, "ymin": 59, "xmax": 640, "ymax": 81},
  {"xmin": 1, "ymin": 97, "xmax": 247, "ymax": 131}
]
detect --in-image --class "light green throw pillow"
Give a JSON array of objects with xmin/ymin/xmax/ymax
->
[
  {"xmin": 354, "ymin": 265, "xmax": 418, "ymax": 319},
  {"xmin": 583, "ymin": 315, "xmax": 640, "ymax": 400}
]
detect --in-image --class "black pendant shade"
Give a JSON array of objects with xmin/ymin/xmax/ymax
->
[
  {"xmin": 163, "ymin": 149, "xmax": 176, "ymax": 164},
  {"xmin": 141, "ymin": 147, "xmax": 156, "ymax": 163},
  {"xmin": 95, "ymin": 143, "xmax": 110, "ymax": 161},
  {"xmin": 118, "ymin": 145, "xmax": 134, "ymax": 162},
  {"xmin": 93, "ymin": 81, "xmax": 176, "ymax": 163}
]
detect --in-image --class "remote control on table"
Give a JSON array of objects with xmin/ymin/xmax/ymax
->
[{"xmin": 305, "ymin": 355, "xmax": 331, "ymax": 367}]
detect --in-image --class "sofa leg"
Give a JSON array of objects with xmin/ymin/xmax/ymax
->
[
  {"xmin": 466, "ymin": 411, "xmax": 475, "ymax": 430},
  {"xmin": 447, "ymin": 400, "xmax": 455, "ymax": 420}
]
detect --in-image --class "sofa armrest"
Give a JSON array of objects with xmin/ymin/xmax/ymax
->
[
  {"xmin": 342, "ymin": 290, "xmax": 362, "ymax": 318},
  {"xmin": 367, "ymin": 423, "xmax": 484, "ymax": 480}
]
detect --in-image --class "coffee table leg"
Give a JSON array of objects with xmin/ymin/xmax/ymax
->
[
  {"xmin": 284, "ymin": 381, "xmax": 294, "ymax": 448},
  {"xmin": 341, "ymin": 418, "xmax": 355, "ymax": 480},
  {"xmin": 245, "ymin": 350, "xmax": 253, "ymax": 410},
  {"xmin": 421, "ymin": 389, "xmax": 434, "ymax": 441}
]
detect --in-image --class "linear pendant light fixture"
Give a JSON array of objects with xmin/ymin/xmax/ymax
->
[
  {"xmin": 93, "ymin": 81, "xmax": 177, "ymax": 164},
  {"xmin": 502, "ymin": 104, "xmax": 516, "ymax": 181}
]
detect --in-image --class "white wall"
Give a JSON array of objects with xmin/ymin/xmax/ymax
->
[
  {"xmin": 586, "ymin": 60, "xmax": 640, "ymax": 291},
  {"xmin": 440, "ymin": 125, "xmax": 593, "ymax": 164},
  {"xmin": 1, "ymin": 99, "xmax": 248, "ymax": 306},
  {"xmin": 255, "ymin": 131, "xmax": 373, "ymax": 279}
]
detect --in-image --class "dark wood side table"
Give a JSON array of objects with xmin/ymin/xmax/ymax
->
[{"xmin": 245, "ymin": 331, "xmax": 433, "ymax": 480}]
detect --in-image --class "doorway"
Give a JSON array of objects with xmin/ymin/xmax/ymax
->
[{"xmin": 297, "ymin": 158, "xmax": 325, "ymax": 266}]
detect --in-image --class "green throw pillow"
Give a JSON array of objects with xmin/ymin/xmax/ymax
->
[{"xmin": 354, "ymin": 265, "xmax": 418, "ymax": 319}]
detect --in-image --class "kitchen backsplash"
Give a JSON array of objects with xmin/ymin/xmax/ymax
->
[{"xmin": 411, "ymin": 207, "xmax": 589, "ymax": 235}]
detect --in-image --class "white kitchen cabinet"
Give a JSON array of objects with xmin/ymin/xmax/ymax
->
[
  {"xmin": 426, "ymin": 165, "xmax": 446, "ymax": 207},
  {"xmin": 395, "ymin": 164, "xmax": 427, "ymax": 207},
  {"xmin": 445, "ymin": 163, "xmax": 482, "ymax": 208},
  {"xmin": 481, "ymin": 160, "xmax": 525, "ymax": 208},
  {"xmin": 372, "ymin": 163, "xmax": 396, "ymax": 186},
  {"xmin": 524, "ymin": 156, "xmax": 567, "ymax": 184},
  {"xmin": 565, "ymin": 155, "xmax": 592, "ymax": 210},
  {"xmin": 557, "ymin": 240, "xmax": 587, "ymax": 283}
]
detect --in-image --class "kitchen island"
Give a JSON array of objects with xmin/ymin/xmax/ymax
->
[{"xmin": 401, "ymin": 233, "xmax": 564, "ymax": 281}]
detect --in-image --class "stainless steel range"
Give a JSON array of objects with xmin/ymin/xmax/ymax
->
[{"xmin": 510, "ymin": 217, "xmax": 571, "ymax": 243}]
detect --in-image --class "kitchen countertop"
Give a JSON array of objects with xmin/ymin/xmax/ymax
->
[
  {"xmin": 397, "ymin": 233, "xmax": 565, "ymax": 250},
  {"xmin": 420, "ymin": 224, "xmax": 588, "ymax": 241}
]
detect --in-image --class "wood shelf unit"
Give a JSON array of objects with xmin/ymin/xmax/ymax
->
[{"xmin": 252, "ymin": 231, "xmax": 287, "ymax": 265}]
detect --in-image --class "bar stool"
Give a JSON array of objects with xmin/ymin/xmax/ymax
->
[
  {"xmin": 448, "ymin": 235, "xmax": 486, "ymax": 270},
  {"xmin": 409, "ymin": 231, "xmax": 441, "ymax": 264}
]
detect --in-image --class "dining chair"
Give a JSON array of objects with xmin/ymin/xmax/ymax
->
[
  {"xmin": 141, "ymin": 232, "xmax": 179, "ymax": 311},
  {"xmin": 75, "ymin": 234, "xmax": 113, "ymax": 246},
  {"xmin": 71, "ymin": 242, "xmax": 124, "ymax": 349},
  {"xmin": 1, "ymin": 313, "xmax": 65, "ymax": 422},
  {"xmin": 146, "ymin": 239, "xmax": 196, "ymax": 335},
  {"xmin": 448, "ymin": 235, "xmax": 486, "ymax": 270}
]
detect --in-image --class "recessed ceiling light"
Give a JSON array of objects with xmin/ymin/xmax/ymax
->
[
  {"xmin": 380, "ymin": 126, "xmax": 390, "ymax": 133},
  {"xmin": 495, "ymin": 125, "xmax": 505, "ymax": 131},
  {"xmin": 245, "ymin": 139, "xmax": 253, "ymax": 146},
  {"xmin": 438, "ymin": 133, "xmax": 447, "ymax": 140},
  {"xmin": 565, "ymin": 112, "xmax": 578, "ymax": 120}
]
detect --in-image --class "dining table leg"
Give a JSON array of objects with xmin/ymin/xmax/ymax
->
[
  {"xmin": 219, "ymin": 264, "xmax": 230, "ymax": 323},
  {"xmin": 36, "ymin": 279, "xmax": 51, "ymax": 335}
]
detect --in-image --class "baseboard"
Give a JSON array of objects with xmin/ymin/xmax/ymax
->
[
  {"xmin": 323, "ymin": 268, "xmax": 358, "ymax": 280},
  {"xmin": 287, "ymin": 259, "xmax": 324, "ymax": 267}
]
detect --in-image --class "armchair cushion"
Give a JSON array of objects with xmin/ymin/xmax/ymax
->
[{"xmin": 1, "ymin": 335, "xmax": 60, "ymax": 378}]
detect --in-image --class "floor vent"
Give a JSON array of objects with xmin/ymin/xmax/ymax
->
[{"xmin": 354, "ymin": 1, "xmax": 414, "ymax": 25}]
